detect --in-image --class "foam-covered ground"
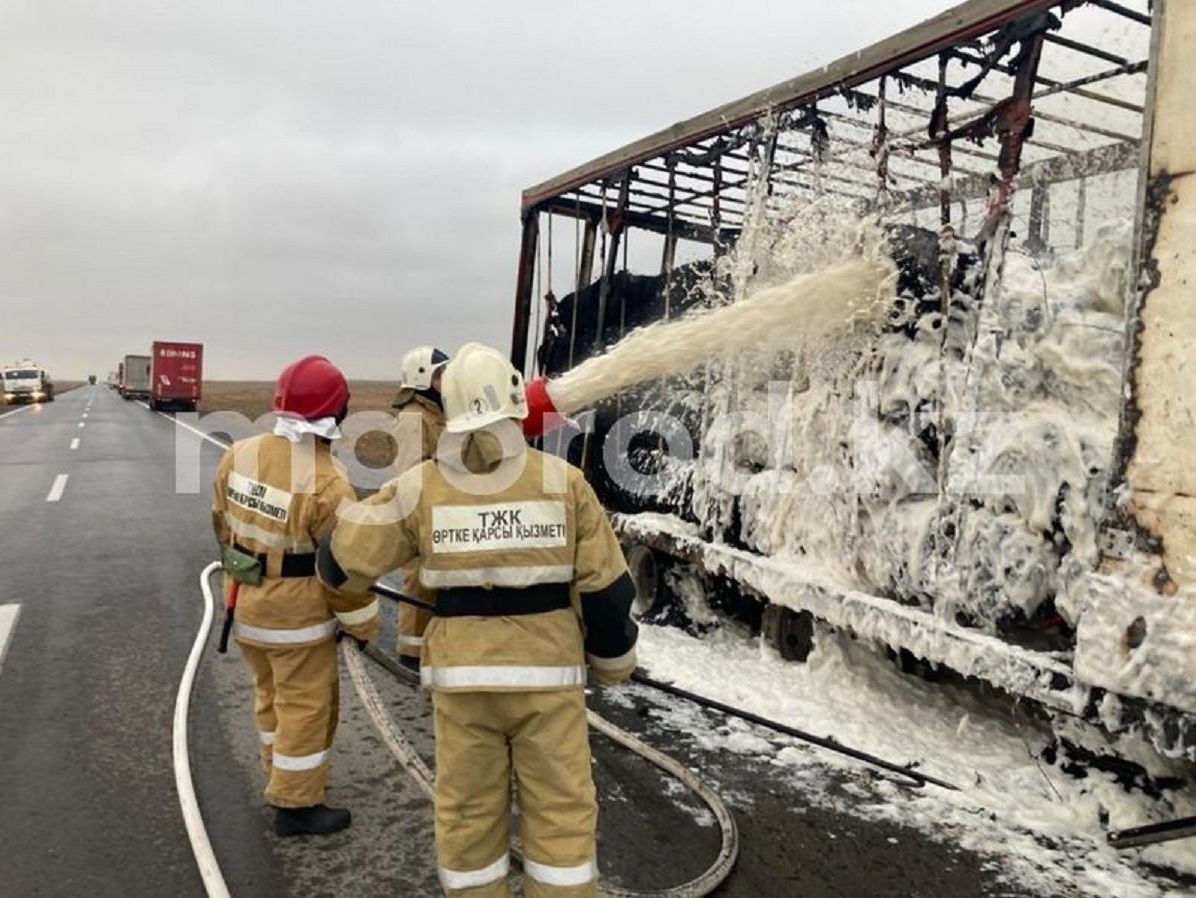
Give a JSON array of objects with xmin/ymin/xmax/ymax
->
[{"xmin": 629, "ymin": 618, "xmax": 1196, "ymax": 898}]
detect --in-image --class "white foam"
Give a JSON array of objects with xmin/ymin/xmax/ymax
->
[
  {"xmin": 683, "ymin": 212, "xmax": 1134, "ymax": 633},
  {"xmin": 551, "ymin": 220, "xmax": 895, "ymax": 415},
  {"xmin": 636, "ymin": 621, "xmax": 1196, "ymax": 896}
]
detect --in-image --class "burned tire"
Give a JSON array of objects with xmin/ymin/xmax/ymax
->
[
  {"xmin": 762, "ymin": 604, "xmax": 815, "ymax": 663},
  {"xmin": 625, "ymin": 544, "xmax": 667, "ymax": 620}
]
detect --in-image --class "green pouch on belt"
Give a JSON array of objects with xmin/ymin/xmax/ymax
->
[{"xmin": 221, "ymin": 544, "xmax": 264, "ymax": 586}]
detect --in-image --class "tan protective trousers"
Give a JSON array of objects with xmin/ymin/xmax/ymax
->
[
  {"xmin": 397, "ymin": 562, "xmax": 435, "ymax": 662},
  {"xmin": 239, "ymin": 638, "xmax": 339, "ymax": 808},
  {"xmin": 433, "ymin": 690, "xmax": 598, "ymax": 898}
]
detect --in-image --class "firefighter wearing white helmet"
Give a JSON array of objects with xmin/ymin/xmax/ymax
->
[
  {"xmin": 212, "ymin": 355, "xmax": 379, "ymax": 837},
  {"xmin": 391, "ymin": 345, "xmax": 450, "ymax": 670},
  {"xmin": 319, "ymin": 342, "xmax": 638, "ymax": 897}
]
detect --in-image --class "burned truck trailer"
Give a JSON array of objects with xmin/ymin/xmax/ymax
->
[{"xmin": 510, "ymin": 0, "xmax": 1196, "ymax": 760}]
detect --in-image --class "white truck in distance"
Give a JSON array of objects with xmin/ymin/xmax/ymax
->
[
  {"xmin": 1, "ymin": 361, "xmax": 54, "ymax": 405},
  {"xmin": 118, "ymin": 354, "xmax": 151, "ymax": 401}
]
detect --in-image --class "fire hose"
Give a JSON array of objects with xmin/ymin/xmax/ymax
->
[
  {"xmin": 359, "ymin": 581, "xmax": 740, "ymax": 898},
  {"xmin": 629, "ymin": 672, "xmax": 959, "ymax": 791},
  {"xmin": 369, "ymin": 582, "xmax": 957, "ymax": 790}
]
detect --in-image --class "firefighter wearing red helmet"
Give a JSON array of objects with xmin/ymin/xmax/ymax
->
[
  {"xmin": 211, "ymin": 355, "xmax": 379, "ymax": 836},
  {"xmin": 318, "ymin": 343, "xmax": 638, "ymax": 896}
]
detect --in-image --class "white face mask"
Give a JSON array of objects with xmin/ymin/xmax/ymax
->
[{"xmin": 273, "ymin": 415, "xmax": 343, "ymax": 442}]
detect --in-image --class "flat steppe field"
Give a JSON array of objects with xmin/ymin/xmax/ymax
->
[{"xmin": 200, "ymin": 380, "xmax": 401, "ymax": 470}]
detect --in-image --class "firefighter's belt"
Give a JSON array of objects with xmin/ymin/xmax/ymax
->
[
  {"xmin": 232, "ymin": 543, "xmax": 317, "ymax": 579},
  {"xmin": 436, "ymin": 583, "xmax": 572, "ymax": 617}
]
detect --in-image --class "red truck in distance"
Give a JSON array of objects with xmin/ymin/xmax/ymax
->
[{"xmin": 149, "ymin": 341, "xmax": 203, "ymax": 412}]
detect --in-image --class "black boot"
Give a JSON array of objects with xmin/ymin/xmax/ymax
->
[
  {"xmin": 274, "ymin": 804, "xmax": 352, "ymax": 837},
  {"xmin": 398, "ymin": 654, "xmax": 421, "ymax": 674}
]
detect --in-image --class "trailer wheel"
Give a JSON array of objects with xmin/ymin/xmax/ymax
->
[
  {"xmin": 762, "ymin": 605, "xmax": 815, "ymax": 663},
  {"xmin": 626, "ymin": 544, "xmax": 668, "ymax": 620}
]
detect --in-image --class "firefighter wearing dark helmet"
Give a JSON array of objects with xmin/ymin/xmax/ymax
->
[
  {"xmin": 211, "ymin": 355, "xmax": 379, "ymax": 837},
  {"xmin": 318, "ymin": 342, "xmax": 638, "ymax": 896},
  {"xmin": 391, "ymin": 345, "xmax": 450, "ymax": 671}
]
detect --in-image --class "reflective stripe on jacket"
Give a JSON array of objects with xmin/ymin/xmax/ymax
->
[
  {"xmin": 212, "ymin": 433, "xmax": 378, "ymax": 647},
  {"xmin": 320, "ymin": 432, "xmax": 637, "ymax": 691}
]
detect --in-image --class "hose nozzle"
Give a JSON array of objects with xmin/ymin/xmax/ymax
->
[{"xmin": 523, "ymin": 376, "xmax": 565, "ymax": 438}]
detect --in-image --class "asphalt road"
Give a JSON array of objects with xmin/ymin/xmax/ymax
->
[
  {"xmin": 0, "ymin": 386, "xmax": 247, "ymax": 896},
  {"xmin": 0, "ymin": 386, "xmax": 1183, "ymax": 897}
]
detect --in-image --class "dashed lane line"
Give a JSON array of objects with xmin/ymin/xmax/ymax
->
[
  {"xmin": 0, "ymin": 605, "xmax": 19, "ymax": 675},
  {"xmin": 77, "ymin": 422, "xmax": 85, "ymax": 429},
  {"xmin": 45, "ymin": 474, "xmax": 69, "ymax": 503},
  {"xmin": 70, "ymin": 438, "xmax": 81, "ymax": 450}
]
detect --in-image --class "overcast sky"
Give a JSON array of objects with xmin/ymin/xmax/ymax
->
[{"xmin": 1, "ymin": 0, "xmax": 950, "ymax": 380}]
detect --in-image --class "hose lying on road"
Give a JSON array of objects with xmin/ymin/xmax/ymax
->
[
  {"xmin": 182, "ymin": 563, "xmax": 232, "ymax": 898},
  {"xmin": 371, "ymin": 581, "xmax": 957, "ymax": 790},
  {"xmin": 631, "ymin": 672, "xmax": 960, "ymax": 791},
  {"xmin": 356, "ymin": 584, "xmax": 740, "ymax": 898}
]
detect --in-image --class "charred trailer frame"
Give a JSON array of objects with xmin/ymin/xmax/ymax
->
[{"xmin": 509, "ymin": 1, "xmax": 1196, "ymax": 761}]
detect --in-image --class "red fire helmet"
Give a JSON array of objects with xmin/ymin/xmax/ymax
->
[{"xmin": 272, "ymin": 356, "xmax": 350, "ymax": 420}]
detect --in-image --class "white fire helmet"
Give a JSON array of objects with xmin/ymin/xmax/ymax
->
[
  {"xmin": 399, "ymin": 346, "xmax": 450, "ymax": 392},
  {"xmin": 441, "ymin": 342, "xmax": 529, "ymax": 434},
  {"xmin": 393, "ymin": 345, "xmax": 450, "ymax": 408}
]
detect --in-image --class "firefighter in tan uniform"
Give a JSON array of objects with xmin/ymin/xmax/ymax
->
[
  {"xmin": 318, "ymin": 342, "xmax": 638, "ymax": 897},
  {"xmin": 391, "ymin": 345, "xmax": 449, "ymax": 670},
  {"xmin": 212, "ymin": 355, "xmax": 379, "ymax": 837}
]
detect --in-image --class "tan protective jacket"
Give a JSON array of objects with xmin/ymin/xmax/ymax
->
[
  {"xmin": 212, "ymin": 433, "xmax": 379, "ymax": 647},
  {"xmin": 391, "ymin": 393, "xmax": 445, "ymax": 655},
  {"xmin": 392, "ymin": 393, "xmax": 445, "ymax": 474},
  {"xmin": 320, "ymin": 434, "xmax": 638, "ymax": 691}
]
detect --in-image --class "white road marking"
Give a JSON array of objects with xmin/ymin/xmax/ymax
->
[
  {"xmin": 70, "ymin": 437, "xmax": 81, "ymax": 450},
  {"xmin": 0, "ymin": 605, "xmax": 20, "ymax": 674},
  {"xmin": 152, "ymin": 407, "xmax": 230, "ymax": 450},
  {"xmin": 78, "ymin": 422, "xmax": 85, "ymax": 429},
  {"xmin": 45, "ymin": 474, "xmax": 69, "ymax": 503},
  {"xmin": 183, "ymin": 565, "xmax": 232, "ymax": 897},
  {"xmin": 82, "ymin": 413, "xmax": 88, "ymax": 419},
  {"xmin": 0, "ymin": 405, "xmax": 32, "ymax": 422}
]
